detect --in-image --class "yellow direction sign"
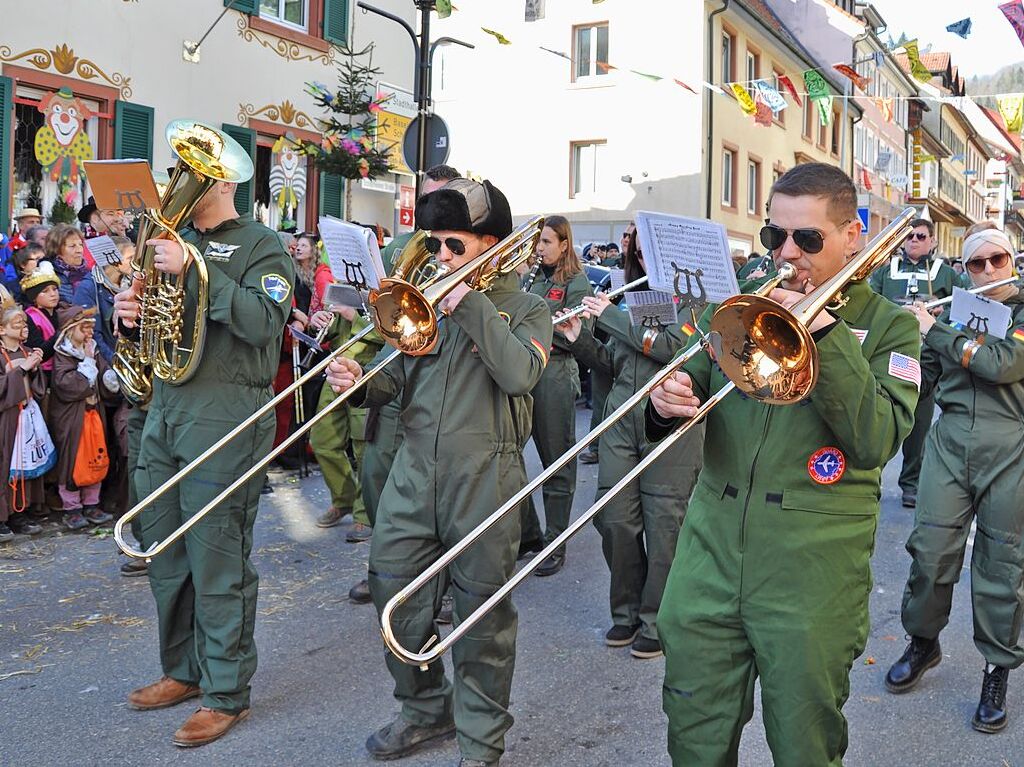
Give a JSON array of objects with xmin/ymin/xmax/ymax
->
[{"xmin": 376, "ymin": 82, "xmax": 416, "ymax": 177}]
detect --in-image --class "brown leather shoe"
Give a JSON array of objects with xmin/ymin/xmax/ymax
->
[
  {"xmin": 127, "ymin": 676, "xmax": 201, "ymax": 711},
  {"xmin": 173, "ymin": 707, "xmax": 250, "ymax": 748}
]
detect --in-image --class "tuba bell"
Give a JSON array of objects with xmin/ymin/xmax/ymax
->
[{"xmin": 112, "ymin": 120, "xmax": 254, "ymax": 403}]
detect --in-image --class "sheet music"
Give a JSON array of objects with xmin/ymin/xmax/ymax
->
[
  {"xmin": 84, "ymin": 235, "xmax": 122, "ymax": 267},
  {"xmin": 635, "ymin": 211, "xmax": 739, "ymax": 303},
  {"xmin": 949, "ymin": 287, "xmax": 1012, "ymax": 339},
  {"xmin": 608, "ymin": 268, "xmax": 626, "ymax": 291},
  {"xmin": 625, "ymin": 290, "xmax": 678, "ymax": 328},
  {"xmin": 318, "ymin": 216, "xmax": 386, "ymax": 290}
]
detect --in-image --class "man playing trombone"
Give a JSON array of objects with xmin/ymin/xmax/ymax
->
[
  {"xmin": 325, "ymin": 179, "xmax": 551, "ymax": 767},
  {"xmin": 646, "ymin": 163, "xmax": 921, "ymax": 765}
]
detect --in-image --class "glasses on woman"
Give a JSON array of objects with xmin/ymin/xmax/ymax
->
[
  {"xmin": 965, "ymin": 251, "xmax": 1010, "ymax": 274},
  {"xmin": 759, "ymin": 219, "xmax": 850, "ymax": 255},
  {"xmin": 424, "ymin": 236, "xmax": 467, "ymax": 256}
]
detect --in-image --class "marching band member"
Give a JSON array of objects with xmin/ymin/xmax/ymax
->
[
  {"xmin": 326, "ymin": 179, "xmax": 551, "ymax": 767},
  {"xmin": 114, "ymin": 177, "xmax": 293, "ymax": 747},
  {"xmin": 521, "ymin": 215, "xmax": 593, "ymax": 576},
  {"xmin": 647, "ymin": 163, "xmax": 920, "ymax": 764},
  {"xmin": 557, "ymin": 230, "xmax": 703, "ymax": 659},
  {"xmin": 886, "ymin": 228, "xmax": 1024, "ymax": 734}
]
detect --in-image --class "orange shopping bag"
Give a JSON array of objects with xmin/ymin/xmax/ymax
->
[{"xmin": 72, "ymin": 409, "xmax": 109, "ymax": 486}]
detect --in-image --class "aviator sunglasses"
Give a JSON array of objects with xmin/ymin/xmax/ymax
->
[
  {"xmin": 424, "ymin": 235, "xmax": 468, "ymax": 256},
  {"xmin": 965, "ymin": 251, "xmax": 1010, "ymax": 274},
  {"xmin": 759, "ymin": 219, "xmax": 850, "ymax": 255}
]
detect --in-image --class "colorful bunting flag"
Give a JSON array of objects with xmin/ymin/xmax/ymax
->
[
  {"xmin": 873, "ymin": 97, "xmax": 894, "ymax": 122},
  {"xmin": 436, "ymin": 0, "xmax": 453, "ymax": 19},
  {"xmin": 753, "ymin": 79, "xmax": 787, "ymax": 112},
  {"xmin": 998, "ymin": 93, "xmax": 1024, "ymax": 132},
  {"xmin": 777, "ymin": 75, "xmax": 803, "ymax": 106},
  {"xmin": 946, "ymin": 17, "xmax": 972, "ymax": 38},
  {"xmin": 861, "ymin": 168, "xmax": 872, "ymax": 191},
  {"xmin": 674, "ymin": 79, "xmax": 697, "ymax": 94},
  {"xmin": 999, "ymin": 1, "xmax": 1024, "ymax": 49},
  {"xmin": 803, "ymin": 70, "xmax": 832, "ymax": 126},
  {"xmin": 754, "ymin": 99, "xmax": 773, "ymax": 127},
  {"xmin": 833, "ymin": 64, "xmax": 870, "ymax": 92},
  {"xmin": 903, "ymin": 40, "xmax": 933, "ymax": 83},
  {"xmin": 630, "ymin": 70, "xmax": 663, "ymax": 82},
  {"xmin": 481, "ymin": 27, "xmax": 511, "ymax": 45},
  {"xmin": 596, "ymin": 61, "xmax": 617, "ymax": 73},
  {"xmin": 919, "ymin": 153, "xmax": 937, "ymax": 163},
  {"xmin": 704, "ymin": 81, "xmax": 726, "ymax": 95},
  {"xmin": 539, "ymin": 46, "xmax": 571, "ymax": 61},
  {"xmin": 730, "ymin": 83, "xmax": 758, "ymax": 115}
]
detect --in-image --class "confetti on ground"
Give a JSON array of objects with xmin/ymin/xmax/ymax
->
[
  {"xmin": 21, "ymin": 644, "xmax": 46, "ymax": 661},
  {"xmin": 881, "ymin": 635, "xmax": 898, "ymax": 641},
  {"xmin": 0, "ymin": 664, "xmax": 54, "ymax": 682},
  {"xmin": 0, "ymin": 567, "xmax": 26, "ymax": 574},
  {"xmin": 39, "ymin": 614, "xmax": 146, "ymax": 634},
  {"xmin": 864, "ymin": 657, "xmax": 876, "ymax": 665}
]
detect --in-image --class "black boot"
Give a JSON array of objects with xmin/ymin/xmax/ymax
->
[
  {"xmin": 885, "ymin": 636, "xmax": 941, "ymax": 693},
  {"xmin": 972, "ymin": 664, "xmax": 1009, "ymax": 733},
  {"xmin": 534, "ymin": 548, "xmax": 565, "ymax": 577},
  {"xmin": 365, "ymin": 716, "xmax": 455, "ymax": 760}
]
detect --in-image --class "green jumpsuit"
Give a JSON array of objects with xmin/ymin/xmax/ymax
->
[
  {"xmin": 521, "ymin": 267, "xmax": 593, "ymax": 548},
  {"xmin": 651, "ymin": 280, "xmax": 920, "ymax": 765},
  {"xmin": 568, "ymin": 302, "xmax": 704, "ymax": 642},
  {"xmin": 355, "ymin": 271, "xmax": 551, "ymax": 763},
  {"xmin": 869, "ymin": 254, "xmax": 958, "ymax": 497},
  {"xmin": 900, "ymin": 293, "xmax": 1024, "ymax": 669},
  {"xmin": 737, "ymin": 253, "xmax": 776, "ymax": 281},
  {"xmin": 136, "ymin": 214, "xmax": 293, "ymax": 714},
  {"xmin": 309, "ymin": 313, "xmax": 382, "ymax": 524}
]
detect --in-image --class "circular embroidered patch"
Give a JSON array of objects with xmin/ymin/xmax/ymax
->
[{"xmin": 807, "ymin": 447, "xmax": 846, "ymax": 484}]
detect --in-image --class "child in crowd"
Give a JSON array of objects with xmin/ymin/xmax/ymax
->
[
  {"xmin": 0, "ymin": 304, "xmax": 48, "ymax": 540},
  {"xmin": 72, "ymin": 235, "xmax": 134, "ymax": 362},
  {"xmin": 22, "ymin": 262, "xmax": 64, "ymax": 371},
  {"xmin": 4, "ymin": 243, "xmax": 43, "ymax": 303},
  {"xmin": 49, "ymin": 305, "xmax": 118, "ymax": 530}
]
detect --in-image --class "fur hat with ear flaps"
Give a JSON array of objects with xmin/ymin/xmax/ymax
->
[{"xmin": 414, "ymin": 178, "xmax": 513, "ymax": 240}]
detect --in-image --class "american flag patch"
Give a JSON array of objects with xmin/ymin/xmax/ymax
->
[
  {"xmin": 888, "ymin": 351, "xmax": 920, "ymax": 389},
  {"xmin": 850, "ymin": 328, "xmax": 868, "ymax": 345}
]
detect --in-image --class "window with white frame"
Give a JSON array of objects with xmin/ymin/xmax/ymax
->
[
  {"xmin": 746, "ymin": 50, "xmax": 759, "ymax": 85},
  {"xmin": 574, "ymin": 23, "xmax": 610, "ymax": 81},
  {"xmin": 722, "ymin": 31, "xmax": 734, "ymax": 82},
  {"xmin": 722, "ymin": 148, "xmax": 735, "ymax": 207},
  {"xmin": 570, "ymin": 140, "xmax": 605, "ymax": 197},
  {"xmin": 747, "ymin": 159, "xmax": 761, "ymax": 215},
  {"xmin": 260, "ymin": 0, "xmax": 306, "ymax": 30}
]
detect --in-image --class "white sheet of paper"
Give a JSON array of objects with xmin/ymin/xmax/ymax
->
[
  {"xmin": 635, "ymin": 211, "xmax": 739, "ymax": 303},
  {"xmin": 625, "ymin": 290, "xmax": 678, "ymax": 328},
  {"xmin": 949, "ymin": 286, "xmax": 1012, "ymax": 339},
  {"xmin": 84, "ymin": 235, "xmax": 122, "ymax": 267},
  {"xmin": 608, "ymin": 268, "xmax": 626, "ymax": 292},
  {"xmin": 318, "ymin": 216, "xmax": 386, "ymax": 290}
]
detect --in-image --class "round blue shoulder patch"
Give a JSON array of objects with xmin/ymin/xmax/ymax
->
[{"xmin": 807, "ymin": 447, "xmax": 846, "ymax": 485}]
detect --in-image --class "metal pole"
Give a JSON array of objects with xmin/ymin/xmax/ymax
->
[{"xmin": 415, "ymin": 1, "xmax": 433, "ymax": 196}]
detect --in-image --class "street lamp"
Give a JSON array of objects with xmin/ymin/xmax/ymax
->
[{"xmin": 357, "ymin": 1, "xmax": 474, "ymax": 196}]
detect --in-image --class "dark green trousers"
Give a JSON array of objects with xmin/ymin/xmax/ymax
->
[
  {"xmin": 897, "ymin": 391, "xmax": 935, "ymax": 493},
  {"xmin": 127, "ymin": 404, "xmax": 148, "ymax": 542},
  {"xmin": 360, "ymin": 400, "xmax": 402, "ymax": 526},
  {"xmin": 596, "ymin": 410, "xmax": 702, "ymax": 640},
  {"xmin": 310, "ymin": 381, "xmax": 368, "ymax": 524},
  {"xmin": 136, "ymin": 386, "xmax": 272, "ymax": 713},
  {"xmin": 523, "ymin": 356, "xmax": 580, "ymax": 548},
  {"xmin": 901, "ymin": 415, "xmax": 1024, "ymax": 669}
]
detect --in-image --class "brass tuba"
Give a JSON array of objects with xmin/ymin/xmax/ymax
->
[{"xmin": 113, "ymin": 120, "xmax": 254, "ymax": 403}]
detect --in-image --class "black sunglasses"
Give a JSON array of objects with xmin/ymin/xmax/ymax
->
[
  {"xmin": 424, "ymin": 236, "xmax": 467, "ymax": 256},
  {"xmin": 909, "ymin": 232, "xmax": 930, "ymax": 241},
  {"xmin": 759, "ymin": 220, "xmax": 850, "ymax": 255}
]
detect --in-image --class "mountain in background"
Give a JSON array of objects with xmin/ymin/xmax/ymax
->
[{"xmin": 968, "ymin": 62, "xmax": 1024, "ymax": 97}]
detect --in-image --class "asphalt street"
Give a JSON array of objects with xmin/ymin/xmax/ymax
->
[{"xmin": 1, "ymin": 408, "xmax": 1021, "ymax": 767}]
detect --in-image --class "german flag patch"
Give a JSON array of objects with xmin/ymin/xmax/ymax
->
[
  {"xmin": 681, "ymin": 322, "xmax": 697, "ymax": 337},
  {"xmin": 530, "ymin": 337, "xmax": 549, "ymax": 367},
  {"xmin": 1012, "ymin": 327, "xmax": 1024, "ymax": 344}
]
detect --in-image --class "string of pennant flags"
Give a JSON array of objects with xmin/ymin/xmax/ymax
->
[{"xmin": 459, "ymin": 3, "xmax": 1024, "ymax": 135}]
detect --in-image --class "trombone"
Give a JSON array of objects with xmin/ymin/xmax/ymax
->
[
  {"xmin": 114, "ymin": 217, "xmax": 544, "ymax": 560},
  {"xmin": 380, "ymin": 208, "xmax": 917, "ymax": 669}
]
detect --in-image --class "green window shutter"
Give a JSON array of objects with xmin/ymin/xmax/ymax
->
[
  {"xmin": 323, "ymin": 0, "xmax": 350, "ymax": 45},
  {"xmin": 113, "ymin": 101, "xmax": 154, "ymax": 163},
  {"xmin": 319, "ymin": 172, "xmax": 345, "ymax": 218},
  {"xmin": 227, "ymin": 0, "xmax": 259, "ymax": 14},
  {"xmin": 0, "ymin": 76, "xmax": 11, "ymax": 234},
  {"xmin": 221, "ymin": 123, "xmax": 257, "ymax": 216}
]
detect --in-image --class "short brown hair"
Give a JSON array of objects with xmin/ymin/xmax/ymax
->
[
  {"xmin": 768, "ymin": 163, "xmax": 857, "ymax": 225},
  {"xmin": 910, "ymin": 218, "xmax": 935, "ymax": 237},
  {"xmin": 44, "ymin": 223, "xmax": 83, "ymax": 260},
  {"xmin": 964, "ymin": 220, "xmax": 998, "ymax": 238}
]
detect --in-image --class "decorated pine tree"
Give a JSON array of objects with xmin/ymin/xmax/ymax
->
[{"xmin": 302, "ymin": 43, "xmax": 393, "ymax": 191}]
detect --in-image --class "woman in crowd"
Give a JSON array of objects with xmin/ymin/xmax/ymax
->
[
  {"xmin": 520, "ymin": 215, "xmax": 593, "ymax": 575},
  {"xmin": 557, "ymin": 229, "xmax": 704, "ymax": 659},
  {"xmin": 46, "ymin": 224, "xmax": 90, "ymax": 303},
  {"xmin": 886, "ymin": 227, "xmax": 1024, "ymax": 734}
]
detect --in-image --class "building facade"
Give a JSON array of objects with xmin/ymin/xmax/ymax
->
[{"xmin": 0, "ymin": 0, "xmax": 416, "ymax": 234}]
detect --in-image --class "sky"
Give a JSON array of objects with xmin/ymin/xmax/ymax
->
[{"xmin": 869, "ymin": 0, "xmax": 1024, "ymax": 81}]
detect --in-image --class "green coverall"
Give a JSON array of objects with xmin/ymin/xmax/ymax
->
[
  {"xmin": 869, "ymin": 253, "xmax": 958, "ymax": 495},
  {"xmin": 521, "ymin": 267, "xmax": 593, "ymax": 548},
  {"xmin": 900, "ymin": 294, "xmax": 1024, "ymax": 669},
  {"xmin": 354, "ymin": 271, "xmax": 551, "ymax": 763},
  {"xmin": 309, "ymin": 313, "xmax": 382, "ymax": 525},
  {"xmin": 737, "ymin": 253, "xmax": 776, "ymax": 281},
  {"xmin": 136, "ymin": 215, "xmax": 293, "ymax": 713},
  {"xmin": 650, "ymin": 280, "xmax": 919, "ymax": 765},
  {"xmin": 569, "ymin": 301, "xmax": 704, "ymax": 642}
]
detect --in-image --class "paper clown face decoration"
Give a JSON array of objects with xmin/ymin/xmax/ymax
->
[
  {"xmin": 34, "ymin": 87, "xmax": 94, "ymax": 186},
  {"xmin": 269, "ymin": 133, "xmax": 307, "ymax": 213}
]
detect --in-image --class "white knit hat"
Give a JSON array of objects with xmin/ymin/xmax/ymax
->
[{"xmin": 962, "ymin": 229, "xmax": 1014, "ymax": 266}]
